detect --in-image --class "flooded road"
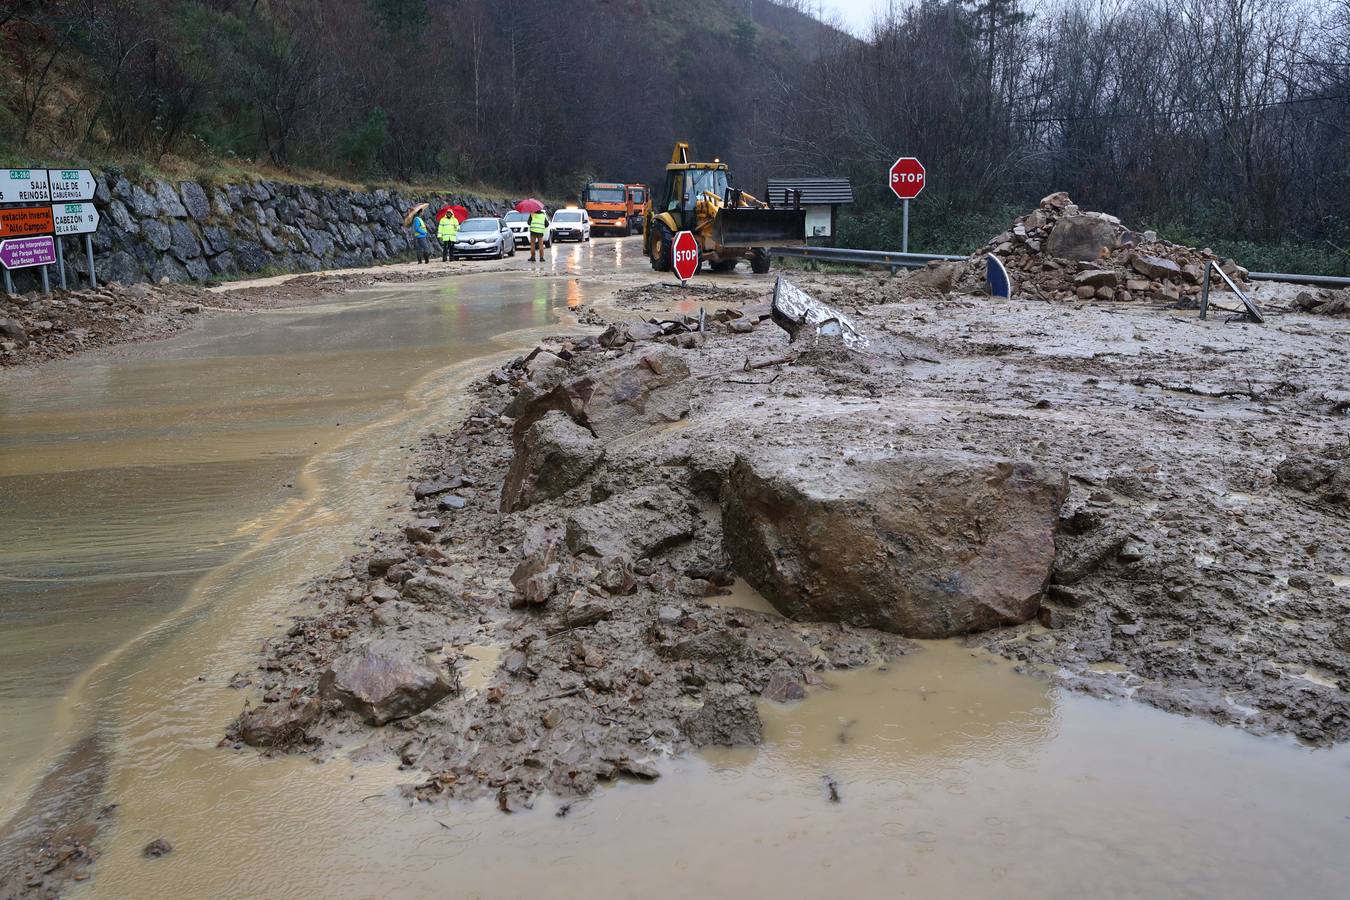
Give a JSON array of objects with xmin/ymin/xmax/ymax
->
[
  {"xmin": 1, "ymin": 248, "xmax": 613, "ymax": 831},
  {"xmin": 4, "ymin": 241, "xmax": 1350, "ymax": 898}
]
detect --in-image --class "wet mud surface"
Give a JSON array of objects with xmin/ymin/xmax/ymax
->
[{"xmin": 233, "ymin": 266, "xmax": 1350, "ymax": 824}]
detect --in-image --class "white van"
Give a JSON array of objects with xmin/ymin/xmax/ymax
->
[{"xmin": 549, "ymin": 208, "xmax": 591, "ymax": 242}]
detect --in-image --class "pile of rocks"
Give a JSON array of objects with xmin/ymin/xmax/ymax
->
[
  {"xmin": 949, "ymin": 192, "xmax": 1251, "ymax": 304},
  {"xmin": 1, "ymin": 281, "xmax": 208, "ymax": 365},
  {"xmin": 1295, "ymin": 289, "xmax": 1350, "ymax": 318}
]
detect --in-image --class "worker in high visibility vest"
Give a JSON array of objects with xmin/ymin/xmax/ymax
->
[
  {"xmin": 528, "ymin": 210, "xmax": 548, "ymax": 262},
  {"xmin": 438, "ymin": 211, "xmax": 460, "ymax": 262}
]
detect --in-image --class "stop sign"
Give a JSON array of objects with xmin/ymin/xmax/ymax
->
[
  {"xmin": 889, "ymin": 157, "xmax": 926, "ymax": 200},
  {"xmin": 671, "ymin": 230, "xmax": 699, "ymax": 281}
]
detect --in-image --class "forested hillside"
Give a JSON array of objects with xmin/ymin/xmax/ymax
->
[{"xmin": 2, "ymin": 0, "xmax": 1348, "ymax": 269}]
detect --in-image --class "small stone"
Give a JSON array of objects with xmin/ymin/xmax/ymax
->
[
  {"xmin": 542, "ymin": 708, "xmax": 562, "ymax": 728},
  {"xmin": 657, "ymin": 605, "xmax": 683, "ymax": 626},
  {"xmin": 143, "ymin": 838, "xmax": 173, "ymax": 858},
  {"xmin": 438, "ymin": 494, "xmax": 467, "ymax": 511},
  {"xmin": 1117, "ymin": 623, "xmax": 1141, "ymax": 637},
  {"xmin": 1117, "ymin": 541, "xmax": 1147, "ymax": 563}
]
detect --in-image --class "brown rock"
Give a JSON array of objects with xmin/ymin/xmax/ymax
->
[
  {"xmin": 1045, "ymin": 215, "xmax": 1123, "ymax": 261},
  {"xmin": 318, "ymin": 637, "xmax": 453, "ymax": 725},
  {"xmin": 722, "ymin": 449, "xmax": 1067, "ymax": 637},
  {"xmin": 237, "ymin": 696, "xmax": 320, "ymax": 747},
  {"xmin": 500, "ymin": 411, "xmax": 605, "ymax": 512},
  {"xmin": 1131, "ymin": 254, "xmax": 1182, "ymax": 280},
  {"xmin": 565, "ymin": 484, "xmax": 697, "ymax": 559},
  {"xmin": 1073, "ymin": 269, "xmax": 1118, "ymax": 288}
]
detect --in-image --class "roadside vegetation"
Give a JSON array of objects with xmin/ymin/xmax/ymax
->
[{"xmin": 1, "ymin": 0, "xmax": 1346, "ymax": 274}]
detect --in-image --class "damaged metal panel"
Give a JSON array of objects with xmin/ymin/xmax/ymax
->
[{"xmin": 770, "ymin": 276, "xmax": 869, "ymax": 350}]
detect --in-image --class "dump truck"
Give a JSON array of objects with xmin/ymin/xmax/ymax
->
[
  {"xmin": 626, "ymin": 183, "xmax": 648, "ymax": 233},
  {"xmin": 582, "ymin": 181, "xmax": 636, "ymax": 236},
  {"xmin": 643, "ymin": 142, "xmax": 804, "ymax": 274}
]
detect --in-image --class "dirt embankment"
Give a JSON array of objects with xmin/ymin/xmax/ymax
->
[{"xmin": 226, "ymin": 265, "xmax": 1350, "ymax": 821}]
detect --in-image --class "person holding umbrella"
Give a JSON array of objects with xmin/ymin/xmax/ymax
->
[
  {"xmin": 517, "ymin": 199, "xmax": 548, "ymax": 262},
  {"xmin": 405, "ymin": 203, "xmax": 432, "ymax": 264},
  {"xmin": 437, "ymin": 205, "xmax": 461, "ymax": 262}
]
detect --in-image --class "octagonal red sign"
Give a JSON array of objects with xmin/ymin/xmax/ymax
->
[
  {"xmin": 672, "ymin": 230, "xmax": 699, "ymax": 281},
  {"xmin": 889, "ymin": 157, "xmax": 926, "ymax": 200}
]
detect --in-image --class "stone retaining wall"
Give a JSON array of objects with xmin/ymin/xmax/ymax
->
[{"xmin": 7, "ymin": 171, "xmax": 518, "ymax": 291}]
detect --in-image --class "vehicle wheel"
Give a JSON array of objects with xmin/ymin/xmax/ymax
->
[
  {"xmin": 651, "ymin": 225, "xmax": 673, "ymax": 272},
  {"xmin": 495, "ymin": 243, "xmax": 505, "ymax": 260},
  {"xmin": 584, "ymin": 231, "xmax": 590, "ymax": 242},
  {"xmin": 620, "ymin": 221, "xmax": 631, "ymax": 238},
  {"xmin": 711, "ymin": 258, "xmax": 738, "ymax": 273},
  {"xmin": 750, "ymin": 248, "xmax": 771, "ymax": 274}
]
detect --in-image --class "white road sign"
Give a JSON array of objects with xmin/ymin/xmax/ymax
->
[
  {"xmin": 47, "ymin": 169, "xmax": 96, "ymax": 202},
  {"xmin": 53, "ymin": 202, "xmax": 100, "ymax": 236},
  {"xmin": 0, "ymin": 169, "xmax": 52, "ymax": 203}
]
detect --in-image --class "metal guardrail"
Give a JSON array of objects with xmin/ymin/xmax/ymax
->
[
  {"xmin": 771, "ymin": 245, "xmax": 1350, "ymax": 287},
  {"xmin": 1247, "ymin": 271, "xmax": 1350, "ymax": 288},
  {"xmin": 769, "ymin": 246, "xmax": 966, "ymax": 269}
]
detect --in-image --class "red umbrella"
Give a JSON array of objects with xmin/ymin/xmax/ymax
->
[
  {"xmin": 514, "ymin": 198, "xmax": 545, "ymax": 214},
  {"xmin": 438, "ymin": 204, "xmax": 469, "ymax": 222}
]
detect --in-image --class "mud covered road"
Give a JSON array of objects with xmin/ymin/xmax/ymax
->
[{"xmin": 4, "ymin": 236, "xmax": 1350, "ymax": 897}]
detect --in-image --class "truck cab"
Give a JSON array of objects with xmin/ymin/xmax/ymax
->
[
  {"xmin": 582, "ymin": 181, "xmax": 633, "ymax": 236},
  {"xmin": 626, "ymin": 184, "xmax": 648, "ymax": 234}
]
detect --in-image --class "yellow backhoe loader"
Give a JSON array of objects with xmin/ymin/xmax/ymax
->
[{"xmin": 643, "ymin": 142, "xmax": 805, "ymax": 274}]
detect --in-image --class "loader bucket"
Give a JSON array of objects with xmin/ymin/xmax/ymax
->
[{"xmin": 711, "ymin": 207, "xmax": 806, "ymax": 248}]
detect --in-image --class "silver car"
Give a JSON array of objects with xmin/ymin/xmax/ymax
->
[{"xmin": 454, "ymin": 217, "xmax": 517, "ymax": 259}]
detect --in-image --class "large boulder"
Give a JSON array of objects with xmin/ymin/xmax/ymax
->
[
  {"xmin": 1044, "ymin": 214, "xmax": 1123, "ymax": 261},
  {"xmin": 514, "ymin": 345, "xmax": 692, "ymax": 442},
  {"xmin": 500, "ymin": 410, "xmax": 605, "ymax": 512},
  {"xmin": 318, "ymin": 637, "xmax": 453, "ymax": 725},
  {"xmin": 722, "ymin": 448, "xmax": 1067, "ymax": 637},
  {"xmin": 566, "ymin": 484, "xmax": 698, "ymax": 559}
]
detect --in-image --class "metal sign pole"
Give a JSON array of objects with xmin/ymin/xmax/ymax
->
[
  {"xmin": 902, "ymin": 199, "xmax": 909, "ymax": 254},
  {"xmin": 85, "ymin": 234, "xmax": 97, "ymax": 288},
  {"xmin": 3, "ymin": 268, "xmax": 12, "ymax": 295},
  {"xmin": 40, "ymin": 263, "xmax": 50, "ymax": 293},
  {"xmin": 55, "ymin": 236, "xmax": 68, "ymax": 290}
]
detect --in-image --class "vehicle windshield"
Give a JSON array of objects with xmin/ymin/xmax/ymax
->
[
  {"xmin": 504, "ymin": 211, "xmax": 527, "ymax": 222},
  {"xmin": 587, "ymin": 188, "xmax": 626, "ymax": 203},
  {"xmin": 461, "ymin": 218, "xmax": 497, "ymax": 232},
  {"xmin": 554, "ymin": 211, "xmax": 582, "ymax": 223},
  {"xmin": 680, "ymin": 169, "xmax": 728, "ymax": 209},
  {"xmin": 630, "ymin": 189, "xmax": 646, "ymax": 204}
]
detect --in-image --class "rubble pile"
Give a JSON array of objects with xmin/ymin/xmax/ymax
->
[
  {"xmin": 1295, "ymin": 288, "xmax": 1350, "ymax": 318},
  {"xmin": 939, "ymin": 192, "xmax": 1252, "ymax": 305},
  {"xmin": 0, "ymin": 282, "xmax": 210, "ymax": 366}
]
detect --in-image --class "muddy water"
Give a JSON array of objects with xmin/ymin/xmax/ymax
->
[
  {"xmin": 83, "ymin": 642, "xmax": 1350, "ymax": 899},
  {"xmin": 0, "ymin": 267, "xmax": 604, "ymax": 826}
]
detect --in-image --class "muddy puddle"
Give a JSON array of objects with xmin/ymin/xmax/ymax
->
[
  {"xmin": 82, "ymin": 641, "xmax": 1350, "ymax": 899},
  {"xmin": 0, "ymin": 272, "xmax": 600, "ymax": 837}
]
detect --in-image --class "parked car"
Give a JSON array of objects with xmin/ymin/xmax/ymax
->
[
  {"xmin": 504, "ymin": 210, "xmax": 551, "ymax": 248},
  {"xmin": 550, "ymin": 208, "xmax": 591, "ymax": 242},
  {"xmin": 454, "ymin": 217, "xmax": 516, "ymax": 259}
]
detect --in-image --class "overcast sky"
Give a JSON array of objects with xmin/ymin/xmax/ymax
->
[{"xmin": 824, "ymin": 0, "xmax": 888, "ymax": 35}]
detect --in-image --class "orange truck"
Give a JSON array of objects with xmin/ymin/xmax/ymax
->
[
  {"xmin": 582, "ymin": 181, "xmax": 644, "ymax": 236},
  {"xmin": 626, "ymin": 183, "xmax": 648, "ymax": 233}
]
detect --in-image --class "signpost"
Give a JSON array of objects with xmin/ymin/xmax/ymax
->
[
  {"xmin": 672, "ymin": 230, "xmax": 699, "ymax": 284},
  {"xmin": 888, "ymin": 156, "xmax": 926, "ymax": 253},
  {"xmin": 0, "ymin": 169, "xmax": 52, "ymax": 203},
  {"xmin": 1, "ymin": 167, "xmax": 102, "ymax": 293}
]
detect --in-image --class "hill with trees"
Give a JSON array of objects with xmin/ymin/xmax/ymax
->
[{"xmin": 2, "ymin": 0, "xmax": 1347, "ymax": 270}]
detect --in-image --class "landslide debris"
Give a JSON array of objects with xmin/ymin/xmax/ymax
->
[{"xmin": 229, "ymin": 265, "xmax": 1350, "ymax": 818}]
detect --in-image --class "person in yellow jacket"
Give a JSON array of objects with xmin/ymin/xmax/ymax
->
[
  {"xmin": 438, "ymin": 211, "xmax": 460, "ymax": 262},
  {"xmin": 528, "ymin": 210, "xmax": 548, "ymax": 262}
]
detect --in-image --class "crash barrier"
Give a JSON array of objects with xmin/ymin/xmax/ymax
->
[
  {"xmin": 769, "ymin": 245, "xmax": 1350, "ymax": 289},
  {"xmin": 769, "ymin": 246, "xmax": 965, "ymax": 271}
]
